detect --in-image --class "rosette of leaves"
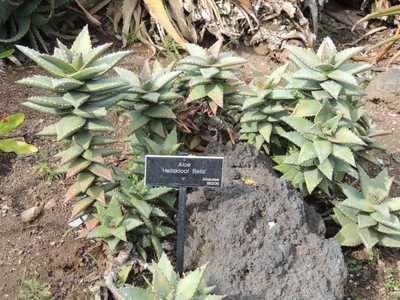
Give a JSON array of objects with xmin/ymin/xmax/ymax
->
[
  {"xmin": 0, "ymin": 112, "xmax": 38, "ymax": 154},
  {"xmin": 87, "ymin": 196, "xmax": 144, "ymax": 251},
  {"xmin": 16, "ymin": 26, "xmax": 131, "ymax": 202},
  {"xmin": 119, "ymin": 253, "xmax": 224, "ymax": 300},
  {"xmin": 239, "ymin": 64, "xmax": 296, "ymax": 153},
  {"xmin": 129, "ymin": 127, "xmax": 181, "ymax": 176},
  {"xmin": 116, "ymin": 60, "xmax": 181, "ymax": 139},
  {"xmin": 102, "ymin": 169, "xmax": 176, "ymax": 258},
  {"xmin": 333, "ymin": 168, "xmax": 400, "ymax": 249},
  {"xmin": 286, "ymin": 37, "xmax": 370, "ymax": 100},
  {"xmin": 176, "ymin": 40, "xmax": 247, "ymax": 115},
  {"xmin": 273, "ymin": 99, "xmax": 382, "ymax": 195}
]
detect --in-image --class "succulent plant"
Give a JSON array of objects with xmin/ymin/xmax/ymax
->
[
  {"xmin": 240, "ymin": 37, "xmax": 383, "ymax": 195},
  {"xmin": 273, "ymin": 98, "xmax": 382, "ymax": 194},
  {"xmin": 129, "ymin": 127, "xmax": 181, "ymax": 176},
  {"xmin": 116, "ymin": 60, "xmax": 182, "ymax": 139},
  {"xmin": 82, "ymin": 126, "xmax": 179, "ymax": 254},
  {"xmin": 239, "ymin": 64, "xmax": 296, "ymax": 153},
  {"xmin": 333, "ymin": 168, "xmax": 400, "ymax": 249},
  {"xmin": 107, "ymin": 169, "xmax": 175, "ymax": 258},
  {"xmin": 17, "ymin": 26, "xmax": 131, "ymax": 202},
  {"xmin": 177, "ymin": 40, "xmax": 246, "ymax": 115},
  {"xmin": 119, "ymin": 252, "xmax": 224, "ymax": 300},
  {"xmin": 0, "ymin": 112, "xmax": 38, "ymax": 154},
  {"xmin": 285, "ymin": 37, "xmax": 370, "ymax": 100},
  {"xmin": 87, "ymin": 196, "xmax": 144, "ymax": 251}
]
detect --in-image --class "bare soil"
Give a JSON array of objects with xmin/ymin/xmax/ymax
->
[{"xmin": 0, "ymin": 68, "xmax": 107, "ymax": 299}]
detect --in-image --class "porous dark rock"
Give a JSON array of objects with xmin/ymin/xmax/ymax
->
[
  {"xmin": 184, "ymin": 143, "xmax": 347, "ymax": 300},
  {"xmin": 365, "ymin": 68, "xmax": 400, "ymax": 113}
]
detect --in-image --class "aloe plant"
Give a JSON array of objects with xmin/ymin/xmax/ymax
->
[
  {"xmin": 129, "ymin": 127, "xmax": 181, "ymax": 176},
  {"xmin": 238, "ymin": 37, "xmax": 382, "ymax": 195},
  {"xmin": 82, "ymin": 127, "xmax": 179, "ymax": 254},
  {"xmin": 333, "ymin": 168, "xmax": 400, "ymax": 249},
  {"xmin": 174, "ymin": 41, "xmax": 246, "ymax": 151},
  {"xmin": 286, "ymin": 37, "xmax": 370, "ymax": 100},
  {"xmin": 240, "ymin": 64, "xmax": 296, "ymax": 153},
  {"xmin": 87, "ymin": 196, "xmax": 144, "ymax": 251},
  {"xmin": 116, "ymin": 60, "xmax": 181, "ymax": 138},
  {"xmin": 17, "ymin": 26, "xmax": 131, "ymax": 202},
  {"xmin": 0, "ymin": 112, "xmax": 37, "ymax": 154},
  {"xmin": 84, "ymin": 172, "xmax": 175, "ymax": 256},
  {"xmin": 119, "ymin": 252, "xmax": 224, "ymax": 300},
  {"xmin": 100, "ymin": 169, "xmax": 175, "ymax": 257},
  {"xmin": 274, "ymin": 96, "xmax": 382, "ymax": 194},
  {"xmin": 177, "ymin": 40, "xmax": 246, "ymax": 115}
]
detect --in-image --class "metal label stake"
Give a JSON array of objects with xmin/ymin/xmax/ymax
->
[
  {"xmin": 144, "ymin": 155, "xmax": 224, "ymax": 273},
  {"xmin": 176, "ymin": 187, "xmax": 187, "ymax": 274}
]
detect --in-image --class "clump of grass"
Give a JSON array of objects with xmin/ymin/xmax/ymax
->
[
  {"xmin": 34, "ymin": 161, "xmax": 59, "ymax": 181},
  {"xmin": 384, "ymin": 271, "xmax": 400, "ymax": 292},
  {"xmin": 160, "ymin": 36, "xmax": 180, "ymax": 59},
  {"xmin": 19, "ymin": 279, "xmax": 54, "ymax": 300},
  {"xmin": 366, "ymin": 250, "xmax": 379, "ymax": 269}
]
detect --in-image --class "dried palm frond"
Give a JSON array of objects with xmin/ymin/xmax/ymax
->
[
  {"xmin": 91, "ymin": 0, "xmax": 322, "ymax": 53},
  {"xmin": 354, "ymin": 2, "xmax": 400, "ymax": 65}
]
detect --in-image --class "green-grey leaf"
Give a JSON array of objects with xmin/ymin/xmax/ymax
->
[
  {"xmin": 144, "ymin": 105, "xmax": 176, "ymax": 119},
  {"xmin": 55, "ymin": 116, "xmax": 86, "ymax": 141},
  {"xmin": 313, "ymin": 140, "xmax": 332, "ymax": 163},
  {"xmin": 188, "ymin": 85, "xmax": 207, "ymax": 102},
  {"xmin": 335, "ymin": 222, "xmax": 362, "ymax": 247},
  {"xmin": 292, "ymin": 99, "xmax": 322, "ymax": 117},
  {"xmin": 16, "ymin": 45, "xmax": 65, "ymax": 77},
  {"xmin": 334, "ymin": 47, "xmax": 364, "ymax": 68},
  {"xmin": 332, "ymin": 144, "xmax": 356, "ymax": 166},
  {"xmin": 259, "ymin": 124, "xmax": 272, "ymax": 143},
  {"xmin": 304, "ymin": 168, "xmax": 323, "ymax": 193},
  {"xmin": 176, "ymin": 265, "xmax": 207, "ymax": 300},
  {"xmin": 200, "ymin": 67, "xmax": 220, "ymax": 79},
  {"xmin": 71, "ymin": 25, "xmax": 92, "ymax": 55},
  {"xmin": 327, "ymin": 69, "xmax": 358, "ymax": 86},
  {"xmin": 298, "ymin": 142, "xmax": 318, "ymax": 164},
  {"xmin": 358, "ymin": 227, "xmax": 379, "ymax": 250},
  {"xmin": 320, "ymin": 80, "xmax": 342, "ymax": 99},
  {"xmin": 292, "ymin": 69, "xmax": 327, "ymax": 81},
  {"xmin": 318, "ymin": 157, "xmax": 334, "ymax": 180},
  {"xmin": 358, "ymin": 215, "xmax": 377, "ymax": 229},
  {"xmin": 282, "ymin": 116, "xmax": 314, "ymax": 133},
  {"xmin": 286, "ymin": 45, "xmax": 321, "ymax": 69},
  {"xmin": 330, "ymin": 127, "xmax": 366, "ymax": 146}
]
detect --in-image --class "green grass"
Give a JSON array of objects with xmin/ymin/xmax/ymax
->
[
  {"xmin": 19, "ymin": 279, "xmax": 54, "ymax": 300},
  {"xmin": 366, "ymin": 249, "xmax": 379, "ymax": 268},
  {"xmin": 160, "ymin": 36, "xmax": 181, "ymax": 60},
  {"xmin": 384, "ymin": 271, "xmax": 400, "ymax": 292},
  {"xmin": 123, "ymin": 31, "xmax": 139, "ymax": 45},
  {"xmin": 34, "ymin": 155, "xmax": 60, "ymax": 181}
]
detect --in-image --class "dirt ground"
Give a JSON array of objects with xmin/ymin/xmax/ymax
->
[
  {"xmin": 0, "ymin": 68, "xmax": 106, "ymax": 299},
  {"xmin": 1, "ymin": 2, "xmax": 400, "ymax": 298}
]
